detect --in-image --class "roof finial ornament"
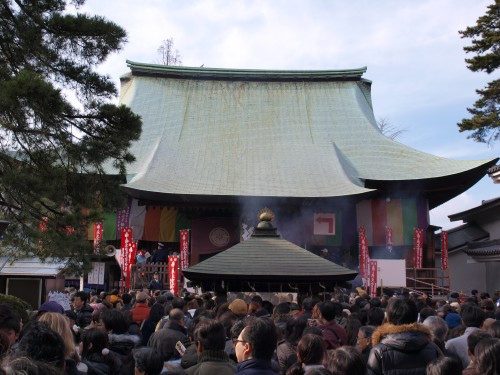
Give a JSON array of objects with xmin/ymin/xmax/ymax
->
[{"xmin": 258, "ymin": 207, "xmax": 275, "ymax": 222}]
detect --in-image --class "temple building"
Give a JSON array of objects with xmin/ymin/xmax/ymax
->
[{"xmin": 99, "ymin": 61, "xmax": 497, "ymax": 290}]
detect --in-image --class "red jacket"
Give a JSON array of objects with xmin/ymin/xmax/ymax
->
[
  {"xmin": 130, "ymin": 302, "xmax": 151, "ymax": 324},
  {"xmin": 319, "ymin": 319, "xmax": 348, "ymax": 350}
]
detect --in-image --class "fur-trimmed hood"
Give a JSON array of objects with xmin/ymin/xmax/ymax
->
[{"xmin": 372, "ymin": 323, "xmax": 434, "ymax": 352}]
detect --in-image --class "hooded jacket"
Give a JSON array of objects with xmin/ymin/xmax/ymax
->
[{"xmin": 367, "ymin": 323, "xmax": 442, "ymax": 375}]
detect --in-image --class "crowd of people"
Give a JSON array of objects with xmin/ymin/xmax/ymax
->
[{"xmin": 0, "ymin": 287, "xmax": 499, "ymax": 375}]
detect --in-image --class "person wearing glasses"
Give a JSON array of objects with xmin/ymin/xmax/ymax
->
[
  {"xmin": 234, "ymin": 317, "xmax": 277, "ymax": 375},
  {"xmin": 357, "ymin": 325, "xmax": 375, "ymax": 365}
]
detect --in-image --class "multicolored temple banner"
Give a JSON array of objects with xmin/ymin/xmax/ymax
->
[
  {"xmin": 179, "ymin": 229, "xmax": 190, "ymax": 272},
  {"xmin": 168, "ymin": 255, "xmax": 179, "ymax": 295},
  {"xmin": 356, "ymin": 198, "xmax": 428, "ymax": 246},
  {"xmin": 441, "ymin": 231, "xmax": 448, "ymax": 270},
  {"xmin": 413, "ymin": 228, "xmax": 424, "ymax": 268}
]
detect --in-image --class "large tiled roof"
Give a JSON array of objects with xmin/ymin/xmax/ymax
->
[{"xmin": 118, "ymin": 61, "xmax": 497, "ymax": 201}]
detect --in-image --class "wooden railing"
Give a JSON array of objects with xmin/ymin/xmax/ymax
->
[
  {"xmin": 130, "ymin": 263, "xmax": 169, "ymax": 291},
  {"xmin": 405, "ymin": 267, "xmax": 453, "ymax": 297}
]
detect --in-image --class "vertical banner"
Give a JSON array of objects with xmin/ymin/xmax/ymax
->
[
  {"xmin": 94, "ymin": 222, "xmax": 103, "ymax": 251},
  {"xmin": 168, "ymin": 255, "xmax": 179, "ymax": 296},
  {"xmin": 179, "ymin": 229, "xmax": 190, "ymax": 272},
  {"xmin": 441, "ymin": 231, "xmax": 448, "ymax": 270},
  {"xmin": 386, "ymin": 226, "xmax": 393, "ymax": 253},
  {"xmin": 120, "ymin": 228, "xmax": 133, "ymax": 293},
  {"xmin": 359, "ymin": 227, "xmax": 369, "ymax": 279},
  {"xmin": 413, "ymin": 228, "xmax": 424, "ymax": 268},
  {"xmin": 370, "ymin": 260, "xmax": 378, "ymax": 297},
  {"xmin": 125, "ymin": 241, "xmax": 137, "ymax": 289}
]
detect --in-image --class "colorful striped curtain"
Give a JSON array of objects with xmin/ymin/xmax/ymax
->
[{"xmin": 356, "ymin": 197, "xmax": 427, "ymax": 246}]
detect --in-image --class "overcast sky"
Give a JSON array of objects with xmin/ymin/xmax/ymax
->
[{"xmin": 83, "ymin": 0, "xmax": 498, "ymax": 230}]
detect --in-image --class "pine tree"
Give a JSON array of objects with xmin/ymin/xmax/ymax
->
[
  {"xmin": 458, "ymin": 0, "xmax": 500, "ymax": 143},
  {"xmin": 0, "ymin": 0, "xmax": 142, "ymax": 273}
]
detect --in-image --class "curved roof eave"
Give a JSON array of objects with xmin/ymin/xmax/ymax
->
[{"xmin": 126, "ymin": 60, "xmax": 368, "ymax": 81}]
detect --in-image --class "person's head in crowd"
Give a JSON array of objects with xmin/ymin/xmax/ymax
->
[
  {"xmin": 16, "ymin": 322, "xmax": 65, "ymax": 371},
  {"xmin": 121, "ymin": 293, "xmax": 133, "ymax": 306},
  {"xmin": 171, "ymin": 297, "xmax": 185, "ymax": 311},
  {"xmin": 467, "ymin": 330, "xmax": 492, "ymax": 365},
  {"xmin": 449, "ymin": 292, "xmax": 460, "ymax": 302},
  {"xmin": 273, "ymin": 302, "xmax": 290, "ymax": 317},
  {"xmin": 367, "ymin": 307, "xmax": 385, "ymax": 326},
  {"xmin": 317, "ymin": 301, "xmax": 338, "ymax": 324},
  {"xmin": 100, "ymin": 309, "xmax": 129, "ymax": 334},
  {"xmin": 460, "ymin": 303, "xmax": 485, "ymax": 328},
  {"xmin": 136, "ymin": 292, "xmax": 149, "ymax": 304},
  {"xmin": 302, "ymin": 298, "xmax": 314, "ymax": 312},
  {"xmin": 38, "ymin": 312, "xmax": 79, "ymax": 362},
  {"xmin": 369, "ymin": 297, "xmax": 381, "ymax": 308},
  {"xmin": 72, "ymin": 291, "xmax": 88, "ymax": 311},
  {"xmin": 302, "ymin": 325, "xmax": 323, "ymax": 337},
  {"xmin": 37, "ymin": 301, "xmax": 64, "ymax": 317},
  {"xmin": 357, "ymin": 325, "xmax": 375, "ymax": 353},
  {"xmin": 480, "ymin": 292, "xmax": 490, "ymax": 300},
  {"xmin": 487, "ymin": 320, "xmax": 500, "ymax": 338},
  {"xmin": 194, "ymin": 320, "xmax": 225, "ymax": 353},
  {"xmin": 287, "ymin": 333, "xmax": 325, "ymax": 375},
  {"xmin": 284, "ymin": 317, "xmax": 308, "ymax": 347},
  {"xmin": 228, "ymin": 299, "xmax": 248, "ymax": 318},
  {"xmin": 475, "ymin": 337, "xmax": 500, "ymax": 375},
  {"xmin": 80, "ymin": 328, "xmax": 108, "ymax": 358},
  {"xmin": 418, "ymin": 307, "xmax": 436, "ymax": 323},
  {"xmin": 1, "ymin": 356, "xmax": 62, "ymax": 375},
  {"xmin": 0, "ymin": 304, "xmax": 21, "ymax": 347},
  {"xmin": 327, "ymin": 346, "xmax": 365, "ymax": 375},
  {"xmin": 148, "ymin": 304, "xmax": 165, "ymax": 326},
  {"xmin": 444, "ymin": 312, "xmax": 461, "ymax": 329},
  {"xmin": 230, "ymin": 318, "xmax": 248, "ymax": 347},
  {"xmin": 235, "ymin": 317, "xmax": 276, "ymax": 363},
  {"xmin": 345, "ymin": 318, "xmax": 362, "ymax": 347},
  {"xmin": 169, "ymin": 308, "xmax": 185, "ymax": 327},
  {"xmin": 423, "ymin": 316, "xmax": 448, "ymax": 343},
  {"xmin": 426, "ymin": 356, "xmax": 462, "ymax": 375},
  {"xmin": 385, "ymin": 298, "xmax": 418, "ymax": 325},
  {"xmin": 261, "ymin": 300, "xmax": 274, "ymax": 316},
  {"xmin": 133, "ymin": 347, "xmax": 163, "ymax": 375}
]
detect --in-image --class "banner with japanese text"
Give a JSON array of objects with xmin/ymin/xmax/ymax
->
[
  {"xmin": 386, "ymin": 226, "xmax": 393, "ymax": 253},
  {"xmin": 168, "ymin": 256, "xmax": 179, "ymax": 295},
  {"xmin": 120, "ymin": 228, "xmax": 133, "ymax": 292},
  {"xmin": 94, "ymin": 222, "xmax": 103, "ymax": 251},
  {"xmin": 441, "ymin": 231, "xmax": 448, "ymax": 270},
  {"xmin": 370, "ymin": 260, "xmax": 378, "ymax": 297},
  {"xmin": 179, "ymin": 229, "xmax": 190, "ymax": 272},
  {"xmin": 359, "ymin": 227, "xmax": 369, "ymax": 279},
  {"xmin": 125, "ymin": 241, "xmax": 137, "ymax": 289},
  {"xmin": 413, "ymin": 228, "xmax": 424, "ymax": 268}
]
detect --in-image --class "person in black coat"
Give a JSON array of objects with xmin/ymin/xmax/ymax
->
[{"xmin": 367, "ymin": 298, "xmax": 442, "ymax": 375}]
